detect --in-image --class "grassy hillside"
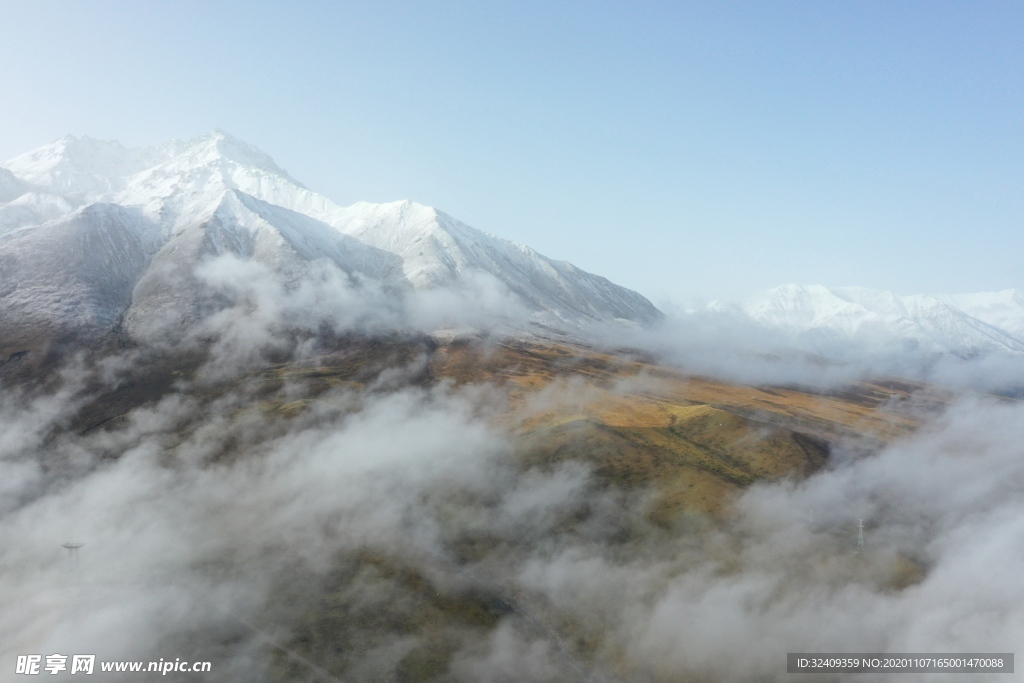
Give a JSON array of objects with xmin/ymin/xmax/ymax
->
[{"xmin": 57, "ymin": 334, "xmax": 951, "ymax": 681}]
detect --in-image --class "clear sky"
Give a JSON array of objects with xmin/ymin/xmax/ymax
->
[{"xmin": 2, "ymin": 0, "xmax": 1021, "ymax": 304}]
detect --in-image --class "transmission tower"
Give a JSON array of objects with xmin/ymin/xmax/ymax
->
[{"xmin": 62, "ymin": 542, "xmax": 84, "ymax": 576}]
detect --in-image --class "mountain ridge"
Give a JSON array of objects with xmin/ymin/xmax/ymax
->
[
  {"xmin": 3, "ymin": 131, "xmax": 1020, "ymax": 363},
  {"xmin": 711, "ymin": 283, "xmax": 1024, "ymax": 358},
  {"xmin": 0, "ymin": 130, "xmax": 663, "ymax": 357}
]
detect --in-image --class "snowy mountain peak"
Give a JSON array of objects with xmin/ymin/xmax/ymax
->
[
  {"xmin": 0, "ymin": 131, "xmax": 664, "ymax": 349},
  {"xmin": 156, "ymin": 129, "xmax": 302, "ymax": 186},
  {"xmin": 3, "ymin": 134, "xmax": 150, "ymax": 195},
  {"xmin": 939, "ymin": 289, "xmax": 1024, "ymax": 337},
  {"xmin": 745, "ymin": 284, "xmax": 860, "ymax": 327},
  {"xmin": 730, "ymin": 284, "xmax": 1024, "ymax": 357},
  {"xmin": 2, "ymin": 129, "xmax": 303, "ymax": 201}
]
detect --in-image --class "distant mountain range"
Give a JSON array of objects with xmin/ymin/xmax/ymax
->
[
  {"xmin": 0, "ymin": 130, "xmax": 661, "ymax": 357},
  {"xmin": 708, "ymin": 284, "xmax": 1024, "ymax": 358}
]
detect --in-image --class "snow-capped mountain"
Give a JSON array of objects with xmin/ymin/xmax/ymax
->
[
  {"xmin": 938, "ymin": 290, "xmax": 1024, "ymax": 339},
  {"xmin": 0, "ymin": 130, "xmax": 661, "ymax": 354},
  {"xmin": 718, "ymin": 284, "xmax": 1024, "ymax": 358}
]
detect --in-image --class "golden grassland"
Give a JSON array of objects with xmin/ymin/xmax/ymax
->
[
  {"xmin": 431, "ymin": 340, "xmax": 946, "ymax": 520},
  {"xmin": 252, "ymin": 337, "xmax": 943, "ymax": 518}
]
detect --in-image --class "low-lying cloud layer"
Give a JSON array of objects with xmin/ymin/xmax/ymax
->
[
  {"xmin": 1, "ymin": 254, "xmax": 1022, "ymax": 681},
  {"xmin": 4, "ymin": 366, "xmax": 1022, "ymax": 681},
  {"xmin": 0, "ymin": 378, "xmax": 525, "ymax": 679},
  {"xmin": 597, "ymin": 308, "xmax": 1024, "ymax": 396},
  {"xmin": 180, "ymin": 255, "xmax": 530, "ymax": 379},
  {"xmin": 517, "ymin": 397, "xmax": 1024, "ymax": 681}
]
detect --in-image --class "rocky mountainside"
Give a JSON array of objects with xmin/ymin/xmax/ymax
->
[{"xmin": 0, "ymin": 130, "xmax": 662, "ymax": 357}]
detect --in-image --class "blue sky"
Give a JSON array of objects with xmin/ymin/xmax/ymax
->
[{"xmin": 2, "ymin": 0, "xmax": 1021, "ymax": 303}]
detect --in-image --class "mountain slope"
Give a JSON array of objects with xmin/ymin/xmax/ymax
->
[
  {"xmin": 333, "ymin": 200, "xmax": 662, "ymax": 327},
  {"xmin": 939, "ymin": 289, "xmax": 1024, "ymax": 338},
  {"xmin": 0, "ymin": 203, "xmax": 159, "ymax": 354},
  {"xmin": 0, "ymin": 130, "xmax": 662, "ymax": 355}
]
